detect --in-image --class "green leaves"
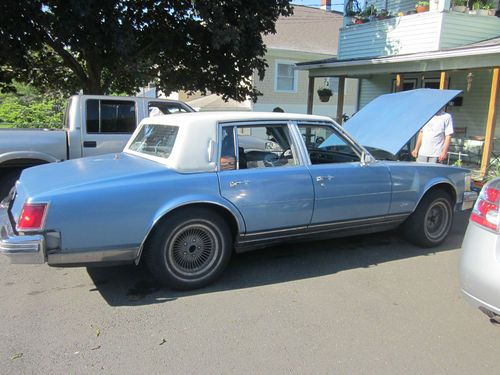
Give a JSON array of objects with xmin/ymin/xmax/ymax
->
[{"xmin": 0, "ymin": 0, "xmax": 292, "ymax": 100}]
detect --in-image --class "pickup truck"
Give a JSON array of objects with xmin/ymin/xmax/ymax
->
[{"xmin": 0, "ymin": 94, "xmax": 194, "ymax": 198}]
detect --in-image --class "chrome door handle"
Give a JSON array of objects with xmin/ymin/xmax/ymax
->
[
  {"xmin": 229, "ymin": 180, "xmax": 250, "ymax": 188},
  {"xmin": 316, "ymin": 175, "xmax": 335, "ymax": 182}
]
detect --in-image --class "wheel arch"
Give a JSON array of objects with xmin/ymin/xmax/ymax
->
[
  {"xmin": 0, "ymin": 151, "xmax": 58, "ymax": 169},
  {"xmin": 416, "ymin": 180, "xmax": 457, "ymax": 211},
  {"xmin": 135, "ymin": 200, "xmax": 244, "ymax": 264}
]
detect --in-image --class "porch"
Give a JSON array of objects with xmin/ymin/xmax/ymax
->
[{"xmin": 296, "ymin": 38, "xmax": 500, "ymax": 180}]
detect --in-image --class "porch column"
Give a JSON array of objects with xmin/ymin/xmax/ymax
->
[
  {"xmin": 336, "ymin": 77, "xmax": 346, "ymax": 124},
  {"xmin": 480, "ymin": 67, "xmax": 500, "ymax": 178},
  {"xmin": 439, "ymin": 72, "xmax": 449, "ymax": 89},
  {"xmin": 307, "ymin": 76, "xmax": 315, "ymax": 114},
  {"xmin": 395, "ymin": 74, "xmax": 402, "ymax": 92}
]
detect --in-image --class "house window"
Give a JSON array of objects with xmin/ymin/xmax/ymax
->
[{"xmin": 275, "ymin": 61, "xmax": 297, "ymax": 92}]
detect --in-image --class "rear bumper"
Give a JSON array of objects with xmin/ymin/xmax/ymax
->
[
  {"xmin": 0, "ymin": 199, "xmax": 45, "ymax": 264},
  {"xmin": 461, "ymin": 191, "xmax": 477, "ymax": 211}
]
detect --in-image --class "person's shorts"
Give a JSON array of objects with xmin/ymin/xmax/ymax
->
[{"xmin": 417, "ymin": 155, "xmax": 439, "ymax": 163}]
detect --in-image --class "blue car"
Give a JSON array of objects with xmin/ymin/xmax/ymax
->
[{"xmin": 0, "ymin": 89, "xmax": 477, "ymax": 290}]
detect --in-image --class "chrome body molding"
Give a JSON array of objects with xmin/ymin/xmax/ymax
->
[
  {"xmin": 235, "ymin": 214, "xmax": 408, "ymax": 251},
  {"xmin": 48, "ymin": 245, "xmax": 138, "ymax": 266}
]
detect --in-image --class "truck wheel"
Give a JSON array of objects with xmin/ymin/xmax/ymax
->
[
  {"xmin": 0, "ymin": 170, "xmax": 21, "ymax": 201},
  {"xmin": 402, "ymin": 189, "xmax": 453, "ymax": 248},
  {"xmin": 144, "ymin": 208, "xmax": 232, "ymax": 290}
]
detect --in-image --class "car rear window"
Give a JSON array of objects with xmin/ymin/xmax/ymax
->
[{"xmin": 128, "ymin": 124, "xmax": 178, "ymax": 159}]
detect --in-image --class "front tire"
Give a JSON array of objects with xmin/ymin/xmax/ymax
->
[
  {"xmin": 144, "ymin": 208, "xmax": 232, "ymax": 290},
  {"xmin": 403, "ymin": 189, "xmax": 453, "ymax": 248}
]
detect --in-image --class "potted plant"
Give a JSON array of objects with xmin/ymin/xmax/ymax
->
[
  {"xmin": 360, "ymin": 4, "xmax": 377, "ymax": 21},
  {"xmin": 415, "ymin": 1, "xmax": 429, "ymax": 12},
  {"xmin": 470, "ymin": 1, "xmax": 482, "ymax": 14},
  {"xmin": 317, "ymin": 87, "xmax": 333, "ymax": 102},
  {"xmin": 452, "ymin": 0, "xmax": 468, "ymax": 12},
  {"xmin": 482, "ymin": 2, "xmax": 495, "ymax": 15},
  {"xmin": 377, "ymin": 9, "xmax": 389, "ymax": 20}
]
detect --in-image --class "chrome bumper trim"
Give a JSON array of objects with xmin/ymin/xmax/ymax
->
[
  {"xmin": 462, "ymin": 191, "xmax": 478, "ymax": 211},
  {"xmin": 0, "ymin": 199, "xmax": 45, "ymax": 264}
]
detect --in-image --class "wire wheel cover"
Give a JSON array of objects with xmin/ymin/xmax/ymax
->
[
  {"xmin": 424, "ymin": 200, "xmax": 450, "ymax": 240},
  {"xmin": 168, "ymin": 223, "xmax": 219, "ymax": 276}
]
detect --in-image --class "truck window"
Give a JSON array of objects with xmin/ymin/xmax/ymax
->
[
  {"xmin": 148, "ymin": 101, "xmax": 191, "ymax": 117},
  {"xmin": 86, "ymin": 99, "xmax": 136, "ymax": 134}
]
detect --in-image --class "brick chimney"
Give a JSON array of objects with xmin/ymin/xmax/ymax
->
[{"xmin": 320, "ymin": 0, "xmax": 332, "ymax": 11}]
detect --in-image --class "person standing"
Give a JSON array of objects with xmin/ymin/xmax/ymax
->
[{"xmin": 412, "ymin": 109, "xmax": 454, "ymax": 163}]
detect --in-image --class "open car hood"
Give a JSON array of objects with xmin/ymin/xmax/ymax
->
[{"xmin": 325, "ymin": 89, "xmax": 462, "ymax": 155}]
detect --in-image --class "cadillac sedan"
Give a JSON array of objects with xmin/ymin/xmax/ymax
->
[{"xmin": 0, "ymin": 89, "xmax": 477, "ymax": 290}]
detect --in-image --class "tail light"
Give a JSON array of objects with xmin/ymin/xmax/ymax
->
[
  {"xmin": 470, "ymin": 184, "xmax": 500, "ymax": 232},
  {"xmin": 17, "ymin": 203, "xmax": 48, "ymax": 231}
]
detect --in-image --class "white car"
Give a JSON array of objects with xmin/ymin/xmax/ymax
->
[{"xmin": 460, "ymin": 178, "xmax": 500, "ymax": 323}]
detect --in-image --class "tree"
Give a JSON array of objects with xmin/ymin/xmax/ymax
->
[
  {"xmin": 0, "ymin": 83, "xmax": 65, "ymax": 127},
  {"xmin": 0, "ymin": 0, "xmax": 293, "ymax": 101}
]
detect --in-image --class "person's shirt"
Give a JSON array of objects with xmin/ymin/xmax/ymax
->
[{"xmin": 418, "ymin": 112, "xmax": 454, "ymax": 157}]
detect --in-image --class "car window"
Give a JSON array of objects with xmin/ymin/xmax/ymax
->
[
  {"xmin": 128, "ymin": 124, "xmax": 178, "ymax": 159},
  {"xmin": 148, "ymin": 102, "xmax": 191, "ymax": 116},
  {"xmin": 223, "ymin": 124, "xmax": 298, "ymax": 170},
  {"xmin": 86, "ymin": 99, "xmax": 136, "ymax": 134},
  {"xmin": 298, "ymin": 124, "xmax": 360, "ymax": 164}
]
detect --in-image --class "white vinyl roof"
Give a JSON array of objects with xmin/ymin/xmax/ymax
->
[{"xmin": 125, "ymin": 111, "xmax": 332, "ymax": 172}]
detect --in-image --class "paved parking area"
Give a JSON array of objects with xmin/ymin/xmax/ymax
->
[{"xmin": 1, "ymin": 211, "xmax": 498, "ymax": 374}]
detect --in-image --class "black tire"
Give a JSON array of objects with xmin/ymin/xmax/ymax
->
[
  {"xmin": 402, "ymin": 189, "xmax": 453, "ymax": 248},
  {"xmin": 144, "ymin": 207, "xmax": 232, "ymax": 290},
  {"xmin": 0, "ymin": 169, "xmax": 21, "ymax": 201}
]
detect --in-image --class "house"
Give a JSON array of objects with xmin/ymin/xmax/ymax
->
[
  {"xmin": 177, "ymin": 5, "xmax": 359, "ymax": 120},
  {"xmin": 296, "ymin": 0, "xmax": 500, "ymax": 178}
]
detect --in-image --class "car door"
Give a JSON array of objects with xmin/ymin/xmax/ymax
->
[
  {"xmin": 82, "ymin": 98, "xmax": 137, "ymax": 157},
  {"xmin": 217, "ymin": 122, "xmax": 314, "ymax": 234},
  {"xmin": 298, "ymin": 123, "xmax": 392, "ymax": 225}
]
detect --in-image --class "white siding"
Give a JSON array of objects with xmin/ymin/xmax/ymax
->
[
  {"xmin": 440, "ymin": 13, "xmax": 500, "ymax": 49},
  {"xmin": 339, "ymin": 12, "xmax": 443, "ymax": 60},
  {"xmin": 338, "ymin": 11, "xmax": 500, "ymax": 60},
  {"xmin": 359, "ymin": 76, "xmax": 392, "ymax": 109}
]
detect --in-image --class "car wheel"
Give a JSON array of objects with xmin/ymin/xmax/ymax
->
[
  {"xmin": 144, "ymin": 208, "xmax": 232, "ymax": 290},
  {"xmin": 403, "ymin": 189, "xmax": 453, "ymax": 248}
]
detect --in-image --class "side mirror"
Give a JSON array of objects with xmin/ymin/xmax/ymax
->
[{"xmin": 360, "ymin": 151, "xmax": 374, "ymax": 166}]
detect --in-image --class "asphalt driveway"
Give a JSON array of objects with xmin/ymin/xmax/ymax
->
[{"xmin": 1, "ymin": 211, "xmax": 498, "ymax": 374}]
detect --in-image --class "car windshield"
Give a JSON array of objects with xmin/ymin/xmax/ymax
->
[{"xmin": 128, "ymin": 124, "xmax": 178, "ymax": 159}]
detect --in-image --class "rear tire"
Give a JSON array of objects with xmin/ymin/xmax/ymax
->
[
  {"xmin": 144, "ymin": 207, "xmax": 232, "ymax": 290},
  {"xmin": 402, "ymin": 189, "xmax": 453, "ymax": 248}
]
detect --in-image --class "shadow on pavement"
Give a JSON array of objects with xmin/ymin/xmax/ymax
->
[{"xmin": 87, "ymin": 211, "xmax": 470, "ymax": 307}]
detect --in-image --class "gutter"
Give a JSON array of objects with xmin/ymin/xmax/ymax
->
[{"xmin": 296, "ymin": 45, "xmax": 500, "ymax": 70}]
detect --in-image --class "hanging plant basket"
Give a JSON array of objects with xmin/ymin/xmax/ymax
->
[{"xmin": 317, "ymin": 88, "xmax": 333, "ymax": 103}]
